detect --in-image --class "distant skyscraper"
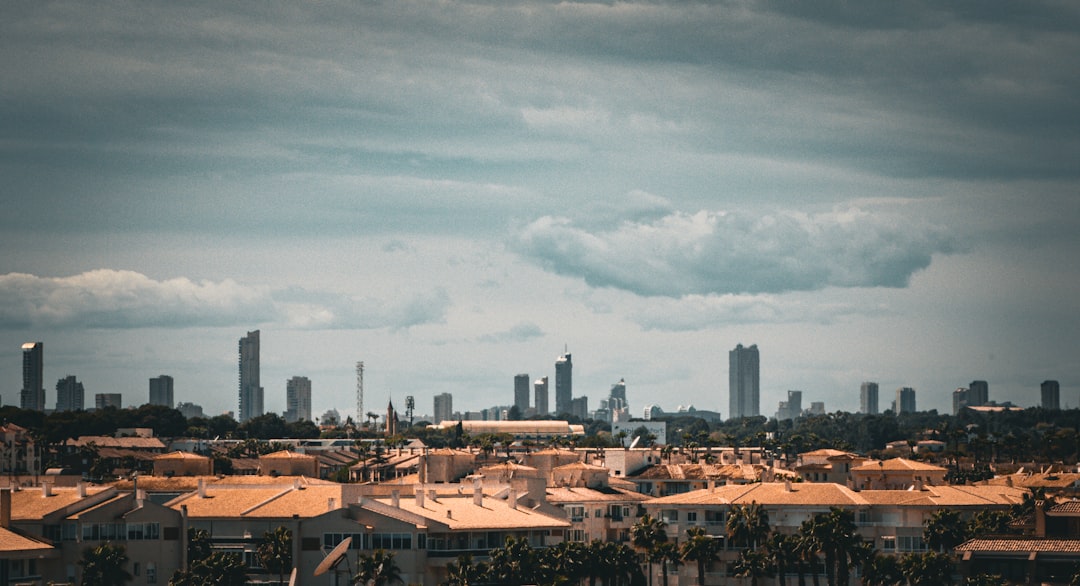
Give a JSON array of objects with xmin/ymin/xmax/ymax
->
[
  {"xmin": 514, "ymin": 374, "xmax": 530, "ymax": 413},
  {"xmin": 177, "ymin": 402, "xmax": 204, "ymax": 419},
  {"xmin": 555, "ymin": 352, "xmax": 572, "ymax": 416},
  {"xmin": 1042, "ymin": 380, "xmax": 1061, "ymax": 410},
  {"xmin": 952, "ymin": 387, "xmax": 969, "ymax": 415},
  {"xmin": 895, "ymin": 387, "xmax": 916, "ymax": 414},
  {"xmin": 534, "ymin": 377, "xmax": 549, "ymax": 416},
  {"xmin": 776, "ymin": 390, "xmax": 802, "ymax": 421},
  {"xmin": 433, "ymin": 392, "xmax": 453, "ymax": 424},
  {"xmin": 238, "ymin": 330, "xmax": 263, "ymax": 422},
  {"xmin": 609, "ymin": 378, "xmax": 627, "ymax": 409},
  {"xmin": 20, "ymin": 342, "xmax": 45, "ymax": 411},
  {"xmin": 729, "ymin": 344, "xmax": 760, "ymax": 419},
  {"xmin": 95, "ymin": 393, "xmax": 121, "ymax": 410},
  {"xmin": 569, "ymin": 396, "xmax": 588, "ymax": 421},
  {"xmin": 808, "ymin": 401, "xmax": 825, "ymax": 416},
  {"xmin": 860, "ymin": 382, "xmax": 879, "ymax": 415},
  {"xmin": 968, "ymin": 380, "xmax": 989, "ymax": 407},
  {"xmin": 149, "ymin": 375, "xmax": 174, "ymax": 407},
  {"xmin": 285, "ymin": 376, "xmax": 312, "ymax": 422},
  {"xmin": 55, "ymin": 375, "xmax": 84, "ymax": 412}
]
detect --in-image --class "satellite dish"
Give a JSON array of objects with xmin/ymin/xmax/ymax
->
[
  {"xmin": 313, "ymin": 537, "xmax": 351, "ymax": 577},
  {"xmin": 629, "ymin": 435, "xmax": 641, "ymax": 449}
]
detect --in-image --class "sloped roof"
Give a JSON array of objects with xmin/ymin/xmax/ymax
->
[
  {"xmin": 260, "ymin": 450, "xmax": 316, "ymax": 460},
  {"xmin": 9, "ymin": 486, "xmax": 114, "ymax": 521},
  {"xmin": 648, "ymin": 481, "xmax": 867, "ymax": 507},
  {"xmin": 154, "ymin": 451, "xmax": 210, "ymax": 461},
  {"xmin": 547, "ymin": 486, "xmax": 650, "ymax": 504},
  {"xmin": 0, "ymin": 527, "xmax": 53, "ymax": 556},
  {"xmin": 65, "ymin": 436, "xmax": 166, "ymax": 450},
  {"xmin": 368, "ymin": 493, "xmax": 569, "ymax": 531},
  {"xmin": 851, "ymin": 458, "xmax": 947, "ymax": 472},
  {"xmin": 957, "ymin": 538, "xmax": 1080, "ymax": 554}
]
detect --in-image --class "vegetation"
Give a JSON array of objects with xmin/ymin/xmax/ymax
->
[
  {"xmin": 257, "ymin": 526, "xmax": 293, "ymax": 585},
  {"xmin": 78, "ymin": 542, "xmax": 132, "ymax": 586}
]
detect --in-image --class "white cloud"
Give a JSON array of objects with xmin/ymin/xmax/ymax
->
[
  {"xmin": 512, "ymin": 206, "xmax": 956, "ymax": 297},
  {"xmin": 0, "ymin": 270, "xmax": 448, "ymax": 330}
]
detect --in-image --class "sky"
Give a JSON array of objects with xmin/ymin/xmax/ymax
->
[{"xmin": 2, "ymin": 1, "xmax": 1079, "ymax": 421}]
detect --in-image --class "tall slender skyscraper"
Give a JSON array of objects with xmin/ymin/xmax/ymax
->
[
  {"xmin": 728, "ymin": 344, "xmax": 760, "ymax": 419},
  {"xmin": 238, "ymin": 330, "xmax": 263, "ymax": 422},
  {"xmin": 149, "ymin": 375, "xmax": 174, "ymax": 407},
  {"xmin": 55, "ymin": 375, "xmax": 85, "ymax": 412},
  {"xmin": 534, "ymin": 377, "xmax": 549, "ymax": 416},
  {"xmin": 95, "ymin": 393, "xmax": 122, "ymax": 410},
  {"xmin": 20, "ymin": 342, "xmax": 45, "ymax": 411},
  {"xmin": 968, "ymin": 380, "xmax": 989, "ymax": 406},
  {"xmin": 1042, "ymin": 380, "xmax": 1061, "ymax": 410},
  {"xmin": 433, "ymin": 392, "xmax": 453, "ymax": 424},
  {"xmin": 285, "ymin": 376, "xmax": 312, "ymax": 422},
  {"xmin": 555, "ymin": 352, "xmax": 572, "ymax": 416},
  {"xmin": 895, "ymin": 387, "xmax": 916, "ymax": 414},
  {"xmin": 860, "ymin": 382, "xmax": 879, "ymax": 414},
  {"xmin": 514, "ymin": 374, "xmax": 531, "ymax": 413}
]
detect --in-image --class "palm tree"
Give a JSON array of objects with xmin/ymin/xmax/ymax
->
[
  {"xmin": 808, "ymin": 508, "xmax": 860, "ymax": 586},
  {"xmin": 731, "ymin": 549, "xmax": 772, "ymax": 586},
  {"xmin": 354, "ymin": 550, "xmax": 403, "ymax": 586},
  {"xmin": 899, "ymin": 551, "xmax": 954, "ymax": 586},
  {"xmin": 766, "ymin": 532, "xmax": 799, "ymax": 586},
  {"xmin": 169, "ymin": 552, "xmax": 247, "ymax": 586},
  {"xmin": 186, "ymin": 527, "xmax": 212, "ymax": 566},
  {"xmin": 632, "ymin": 514, "xmax": 668, "ymax": 586},
  {"xmin": 860, "ymin": 552, "xmax": 903, "ymax": 586},
  {"xmin": 486, "ymin": 536, "xmax": 540, "ymax": 585},
  {"xmin": 680, "ymin": 527, "xmax": 721, "ymax": 586},
  {"xmin": 79, "ymin": 542, "xmax": 133, "ymax": 586},
  {"xmin": 727, "ymin": 502, "xmax": 771, "ymax": 550},
  {"xmin": 924, "ymin": 509, "xmax": 969, "ymax": 553},
  {"xmin": 797, "ymin": 518, "xmax": 823, "ymax": 586},
  {"xmin": 256, "ymin": 526, "xmax": 293, "ymax": 586},
  {"xmin": 445, "ymin": 554, "xmax": 483, "ymax": 586},
  {"xmin": 651, "ymin": 542, "xmax": 681, "ymax": 586}
]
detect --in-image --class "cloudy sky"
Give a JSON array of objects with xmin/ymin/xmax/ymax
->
[{"xmin": 2, "ymin": 1, "xmax": 1078, "ymax": 421}]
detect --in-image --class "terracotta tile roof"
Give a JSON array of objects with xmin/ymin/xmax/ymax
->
[
  {"xmin": 239, "ymin": 485, "xmax": 347, "ymax": 518},
  {"xmin": 629, "ymin": 463, "xmax": 763, "ymax": 482},
  {"xmin": 800, "ymin": 449, "xmax": 855, "ymax": 458},
  {"xmin": 648, "ymin": 481, "xmax": 867, "ymax": 507},
  {"xmin": 0, "ymin": 527, "xmax": 53, "ymax": 555},
  {"xmin": 547, "ymin": 486, "xmax": 650, "ymax": 504},
  {"xmin": 112, "ymin": 475, "xmax": 333, "ymax": 492},
  {"xmin": 9, "ymin": 486, "xmax": 114, "ymax": 521},
  {"xmin": 368, "ymin": 493, "xmax": 570, "ymax": 531},
  {"xmin": 851, "ymin": 458, "xmax": 947, "ymax": 472},
  {"xmin": 479, "ymin": 462, "xmax": 540, "ymax": 474},
  {"xmin": 65, "ymin": 494, "xmax": 130, "ymax": 520},
  {"xmin": 66, "ymin": 436, "xmax": 167, "ymax": 450},
  {"xmin": 957, "ymin": 538, "xmax": 1080, "ymax": 554},
  {"xmin": 154, "ymin": 451, "xmax": 210, "ymax": 461},
  {"xmin": 1048, "ymin": 501, "xmax": 1080, "ymax": 514},
  {"xmin": 552, "ymin": 461, "xmax": 607, "ymax": 472},
  {"xmin": 261, "ymin": 450, "xmax": 316, "ymax": 460}
]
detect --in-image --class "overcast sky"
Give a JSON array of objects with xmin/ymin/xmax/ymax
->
[{"xmin": 2, "ymin": 1, "xmax": 1078, "ymax": 421}]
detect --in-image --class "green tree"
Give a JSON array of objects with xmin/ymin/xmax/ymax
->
[
  {"xmin": 632, "ymin": 514, "xmax": 668, "ymax": 586},
  {"xmin": 924, "ymin": 509, "xmax": 969, "ymax": 553},
  {"xmin": 766, "ymin": 532, "xmax": 799, "ymax": 586},
  {"xmin": 186, "ymin": 528, "xmax": 212, "ymax": 565},
  {"xmin": 79, "ymin": 542, "xmax": 132, "ymax": 586},
  {"xmin": 727, "ymin": 501, "xmax": 770, "ymax": 549},
  {"xmin": 354, "ymin": 549, "xmax": 403, "ymax": 586},
  {"xmin": 169, "ymin": 552, "xmax": 247, "ymax": 586},
  {"xmin": 445, "ymin": 554, "xmax": 484, "ymax": 586},
  {"xmin": 257, "ymin": 526, "xmax": 293, "ymax": 585},
  {"xmin": 680, "ymin": 527, "xmax": 721, "ymax": 586},
  {"xmin": 900, "ymin": 551, "xmax": 954, "ymax": 586},
  {"xmin": 860, "ymin": 552, "xmax": 903, "ymax": 586},
  {"xmin": 808, "ymin": 508, "xmax": 860, "ymax": 586},
  {"xmin": 651, "ymin": 542, "xmax": 681, "ymax": 586},
  {"xmin": 732, "ymin": 549, "xmax": 772, "ymax": 586}
]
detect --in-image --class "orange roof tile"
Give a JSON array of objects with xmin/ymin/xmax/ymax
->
[
  {"xmin": 368, "ymin": 493, "xmax": 570, "ymax": 531},
  {"xmin": 0, "ymin": 527, "xmax": 53, "ymax": 555},
  {"xmin": 9, "ymin": 486, "xmax": 114, "ymax": 521}
]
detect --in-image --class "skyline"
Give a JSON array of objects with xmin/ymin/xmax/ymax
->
[{"xmin": 2, "ymin": 2, "xmax": 1078, "ymax": 418}]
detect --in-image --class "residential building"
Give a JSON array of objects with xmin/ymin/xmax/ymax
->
[
  {"xmin": 433, "ymin": 392, "xmax": 453, "ymax": 425},
  {"xmin": 534, "ymin": 376, "xmax": 549, "ymax": 416},
  {"xmin": 55, "ymin": 375, "xmax": 84, "ymax": 412},
  {"xmin": 569, "ymin": 396, "xmax": 588, "ymax": 421},
  {"xmin": 1042, "ymin": 380, "xmax": 1061, "ymax": 410},
  {"xmin": 148, "ymin": 374, "xmax": 174, "ymax": 407},
  {"xmin": 807, "ymin": 401, "xmax": 825, "ymax": 416},
  {"xmin": 895, "ymin": 387, "xmax": 916, "ymax": 414},
  {"xmin": 20, "ymin": 342, "xmax": 45, "ymax": 411},
  {"xmin": 95, "ymin": 393, "xmax": 122, "ymax": 410},
  {"xmin": 728, "ymin": 343, "xmax": 759, "ymax": 419},
  {"xmin": 849, "ymin": 457, "xmax": 947, "ymax": 490},
  {"xmin": 285, "ymin": 376, "xmax": 312, "ymax": 422},
  {"xmin": 0, "ymin": 423, "xmax": 40, "ymax": 476},
  {"xmin": 860, "ymin": 381, "xmax": 879, "ymax": 414},
  {"xmin": 238, "ymin": 330, "xmax": 263, "ymax": 422},
  {"xmin": 176, "ymin": 402, "xmax": 204, "ymax": 419},
  {"xmin": 427, "ymin": 420, "xmax": 585, "ymax": 440},
  {"xmin": 513, "ymin": 373, "xmax": 530, "ymax": 414},
  {"xmin": 952, "ymin": 387, "xmax": 969, "ymax": 415},
  {"xmin": 555, "ymin": 351, "xmax": 572, "ymax": 416},
  {"xmin": 547, "ymin": 462, "xmax": 649, "ymax": 543}
]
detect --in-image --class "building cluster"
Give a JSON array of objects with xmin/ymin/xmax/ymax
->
[{"xmin": 4, "ymin": 420, "xmax": 1078, "ymax": 585}]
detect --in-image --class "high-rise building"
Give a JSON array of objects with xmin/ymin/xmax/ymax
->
[
  {"xmin": 285, "ymin": 376, "xmax": 312, "ymax": 422},
  {"xmin": 569, "ymin": 396, "xmax": 588, "ymax": 421},
  {"xmin": 20, "ymin": 342, "xmax": 45, "ymax": 411},
  {"xmin": 860, "ymin": 382, "xmax": 879, "ymax": 414},
  {"xmin": 968, "ymin": 380, "xmax": 989, "ymax": 407},
  {"xmin": 177, "ymin": 402, "xmax": 204, "ymax": 419},
  {"xmin": 55, "ymin": 375, "xmax": 84, "ymax": 412},
  {"xmin": 895, "ymin": 387, "xmax": 916, "ymax": 414},
  {"xmin": 433, "ymin": 392, "xmax": 453, "ymax": 425},
  {"xmin": 808, "ymin": 401, "xmax": 825, "ymax": 416},
  {"xmin": 149, "ymin": 375, "xmax": 174, "ymax": 407},
  {"xmin": 555, "ymin": 352, "xmax": 572, "ymax": 416},
  {"xmin": 513, "ymin": 374, "xmax": 530, "ymax": 413},
  {"xmin": 776, "ymin": 390, "xmax": 802, "ymax": 421},
  {"xmin": 952, "ymin": 387, "xmax": 969, "ymax": 415},
  {"xmin": 95, "ymin": 393, "xmax": 122, "ymax": 410},
  {"xmin": 238, "ymin": 330, "xmax": 263, "ymax": 422},
  {"xmin": 609, "ymin": 379, "xmax": 627, "ymax": 409},
  {"xmin": 534, "ymin": 377, "xmax": 549, "ymax": 416},
  {"xmin": 1042, "ymin": 380, "xmax": 1061, "ymax": 410},
  {"xmin": 728, "ymin": 344, "xmax": 760, "ymax": 419}
]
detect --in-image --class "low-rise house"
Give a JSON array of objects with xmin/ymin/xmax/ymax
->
[
  {"xmin": 626, "ymin": 463, "xmax": 772, "ymax": 497},
  {"xmin": 259, "ymin": 450, "xmax": 318, "ymax": 477},
  {"xmin": 546, "ymin": 462, "xmax": 648, "ymax": 543},
  {"xmin": 153, "ymin": 451, "xmax": 213, "ymax": 477},
  {"xmin": 957, "ymin": 500, "xmax": 1080, "ymax": 583},
  {"xmin": 849, "ymin": 457, "xmax": 948, "ymax": 489}
]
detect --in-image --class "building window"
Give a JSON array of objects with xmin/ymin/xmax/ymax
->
[
  {"xmin": 661, "ymin": 510, "xmax": 678, "ymax": 523},
  {"xmin": 686, "ymin": 512, "xmax": 698, "ymax": 524},
  {"xmin": 881, "ymin": 536, "xmax": 895, "ymax": 552},
  {"xmin": 567, "ymin": 506, "xmax": 585, "ymax": 522},
  {"xmin": 146, "ymin": 563, "xmax": 156, "ymax": 584},
  {"xmin": 133, "ymin": 562, "xmax": 140, "ymax": 577},
  {"xmin": 568, "ymin": 530, "xmax": 586, "ymax": 542}
]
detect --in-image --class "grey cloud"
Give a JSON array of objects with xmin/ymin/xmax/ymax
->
[
  {"xmin": 0, "ymin": 270, "xmax": 448, "ymax": 330},
  {"xmin": 476, "ymin": 322, "xmax": 545, "ymax": 344},
  {"xmin": 630, "ymin": 294, "xmax": 889, "ymax": 332},
  {"xmin": 512, "ymin": 207, "xmax": 956, "ymax": 297}
]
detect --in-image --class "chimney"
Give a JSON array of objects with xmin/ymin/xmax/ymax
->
[
  {"xmin": 508, "ymin": 488, "xmax": 518, "ymax": 510},
  {"xmin": 473, "ymin": 479, "xmax": 483, "ymax": 506},
  {"xmin": 784, "ymin": 479, "xmax": 792, "ymax": 492},
  {"xmin": 293, "ymin": 478, "xmax": 301, "ymax": 490},
  {"xmin": 391, "ymin": 490, "xmax": 400, "ymax": 508},
  {"xmin": 428, "ymin": 489, "xmax": 437, "ymax": 503},
  {"xmin": 1, "ymin": 488, "xmax": 10, "ymax": 529},
  {"xmin": 1035, "ymin": 500, "xmax": 1047, "ymax": 537},
  {"xmin": 416, "ymin": 487, "xmax": 425, "ymax": 509},
  {"xmin": 328, "ymin": 497, "xmax": 336, "ymax": 511},
  {"xmin": 707, "ymin": 479, "xmax": 715, "ymax": 491},
  {"xmin": 77, "ymin": 482, "xmax": 87, "ymax": 498},
  {"xmin": 42, "ymin": 482, "xmax": 52, "ymax": 497},
  {"xmin": 446, "ymin": 509, "xmax": 453, "ymax": 519},
  {"xmin": 197, "ymin": 479, "xmax": 207, "ymax": 499},
  {"xmin": 915, "ymin": 478, "xmax": 924, "ymax": 491}
]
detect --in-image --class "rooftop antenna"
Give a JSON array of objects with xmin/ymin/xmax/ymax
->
[{"xmin": 356, "ymin": 361, "xmax": 364, "ymax": 427}]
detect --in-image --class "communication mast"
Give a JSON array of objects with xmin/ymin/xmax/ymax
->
[
  {"xmin": 356, "ymin": 361, "xmax": 364, "ymax": 426},
  {"xmin": 405, "ymin": 395, "xmax": 415, "ymax": 427}
]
